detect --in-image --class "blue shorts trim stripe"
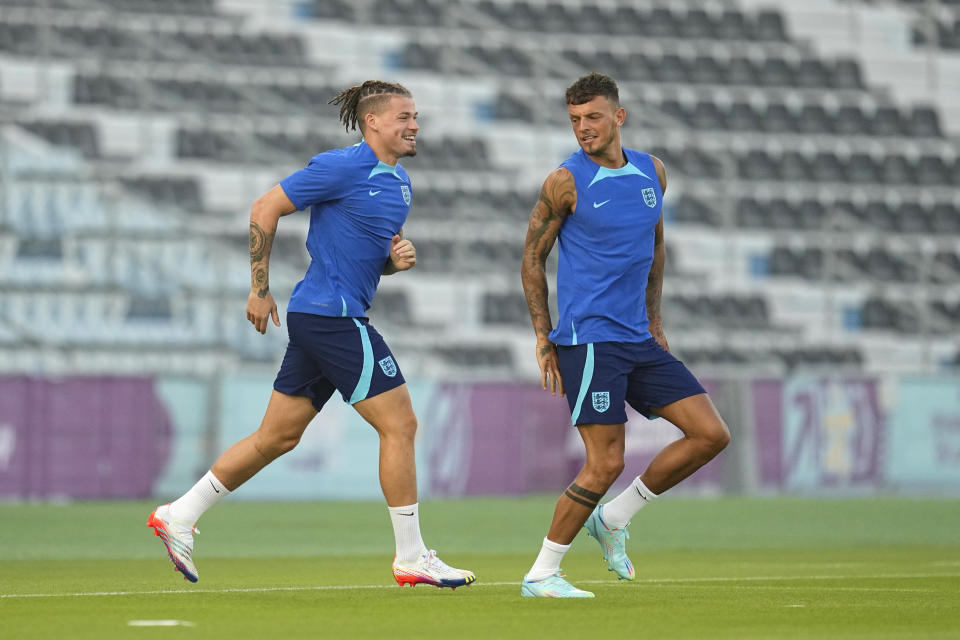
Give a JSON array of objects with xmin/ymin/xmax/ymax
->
[
  {"xmin": 570, "ymin": 342, "xmax": 594, "ymax": 424},
  {"xmin": 340, "ymin": 296, "xmax": 348, "ymax": 317},
  {"xmin": 349, "ymin": 317, "xmax": 374, "ymax": 404}
]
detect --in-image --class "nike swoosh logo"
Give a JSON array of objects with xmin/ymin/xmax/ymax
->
[
  {"xmin": 593, "ymin": 199, "xmax": 611, "ymax": 208},
  {"xmin": 208, "ymin": 480, "xmax": 221, "ymax": 494},
  {"xmin": 397, "ymin": 512, "xmax": 415, "ymax": 516},
  {"xmin": 369, "ymin": 189, "xmax": 382, "ymax": 196}
]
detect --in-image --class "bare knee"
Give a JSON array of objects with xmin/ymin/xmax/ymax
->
[
  {"xmin": 585, "ymin": 455, "xmax": 625, "ymax": 488},
  {"xmin": 697, "ymin": 420, "xmax": 731, "ymax": 458},
  {"xmin": 254, "ymin": 429, "xmax": 301, "ymax": 461},
  {"xmin": 379, "ymin": 414, "xmax": 418, "ymax": 443}
]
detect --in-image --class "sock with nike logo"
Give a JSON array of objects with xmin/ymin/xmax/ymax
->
[
  {"xmin": 599, "ymin": 475, "xmax": 657, "ymax": 529},
  {"xmin": 388, "ymin": 503, "xmax": 427, "ymax": 564},
  {"xmin": 168, "ymin": 470, "xmax": 230, "ymax": 525}
]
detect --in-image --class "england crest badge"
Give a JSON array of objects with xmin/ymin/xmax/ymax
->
[
  {"xmin": 400, "ymin": 184, "xmax": 411, "ymax": 205},
  {"xmin": 642, "ymin": 187, "xmax": 657, "ymax": 208},
  {"xmin": 592, "ymin": 391, "xmax": 610, "ymax": 413},
  {"xmin": 379, "ymin": 356, "xmax": 397, "ymax": 377}
]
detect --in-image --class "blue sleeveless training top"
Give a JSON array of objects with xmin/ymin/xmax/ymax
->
[{"xmin": 549, "ymin": 147, "xmax": 664, "ymax": 345}]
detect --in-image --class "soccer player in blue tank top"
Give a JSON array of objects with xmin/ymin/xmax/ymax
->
[
  {"xmin": 147, "ymin": 80, "xmax": 475, "ymax": 590},
  {"xmin": 519, "ymin": 73, "xmax": 730, "ymax": 598}
]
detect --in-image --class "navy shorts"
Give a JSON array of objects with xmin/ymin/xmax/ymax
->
[
  {"xmin": 557, "ymin": 338, "xmax": 706, "ymax": 425},
  {"xmin": 273, "ymin": 312, "xmax": 406, "ymax": 411}
]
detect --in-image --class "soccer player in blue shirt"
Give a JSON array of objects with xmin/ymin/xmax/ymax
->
[
  {"xmin": 148, "ymin": 80, "xmax": 475, "ymax": 590},
  {"xmin": 519, "ymin": 73, "xmax": 730, "ymax": 597}
]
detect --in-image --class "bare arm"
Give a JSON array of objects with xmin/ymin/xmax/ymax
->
[
  {"xmin": 647, "ymin": 155, "xmax": 669, "ymax": 351},
  {"xmin": 520, "ymin": 167, "xmax": 575, "ymax": 395},
  {"xmin": 247, "ymin": 184, "xmax": 298, "ymax": 334}
]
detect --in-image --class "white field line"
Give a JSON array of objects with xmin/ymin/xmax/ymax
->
[{"xmin": 2, "ymin": 572, "xmax": 958, "ymax": 600}]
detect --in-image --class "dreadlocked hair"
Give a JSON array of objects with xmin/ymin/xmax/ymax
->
[{"xmin": 328, "ymin": 80, "xmax": 412, "ymax": 133}]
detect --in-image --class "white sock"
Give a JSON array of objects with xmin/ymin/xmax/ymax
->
[
  {"xmin": 168, "ymin": 470, "xmax": 230, "ymax": 525},
  {"xmin": 388, "ymin": 503, "xmax": 427, "ymax": 564},
  {"xmin": 524, "ymin": 537, "xmax": 570, "ymax": 581},
  {"xmin": 600, "ymin": 476, "xmax": 658, "ymax": 529}
]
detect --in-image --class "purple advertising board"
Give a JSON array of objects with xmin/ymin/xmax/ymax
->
[
  {"xmin": 752, "ymin": 377, "xmax": 884, "ymax": 491},
  {"xmin": 422, "ymin": 382, "xmax": 572, "ymax": 496},
  {"xmin": 0, "ymin": 376, "xmax": 172, "ymax": 499}
]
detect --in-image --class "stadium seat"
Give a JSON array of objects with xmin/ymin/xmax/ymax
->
[
  {"xmin": 797, "ymin": 103, "xmax": 834, "ymax": 134},
  {"xmin": 309, "ymin": 0, "xmax": 353, "ymax": 20},
  {"xmin": 481, "ymin": 292, "xmax": 529, "ymax": 326},
  {"xmin": 835, "ymin": 104, "xmax": 872, "ymax": 135},
  {"xmin": 909, "ymin": 106, "xmax": 943, "ymax": 137},
  {"xmin": 755, "ymin": 10, "xmax": 787, "ymax": 41},
  {"xmin": 367, "ymin": 289, "xmax": 413, "ymax": 325},
  {"xmin": 832, "ymin": 59, "xmax": 864, "ymax": 89},
  {"xmin": 20, "ymin": 121, "xmax": 99, "ymax": 158}
]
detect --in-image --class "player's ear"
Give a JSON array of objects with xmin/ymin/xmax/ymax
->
[
  {"xmin": 364, "ymin": 111, "xmax": 378, "ymax": 133},
  {"xmin": 616, "ymin": 107, "xmax": 626, "ymax": 126}
]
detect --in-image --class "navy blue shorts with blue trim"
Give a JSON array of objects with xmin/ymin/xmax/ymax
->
[
  {"xmin": 557, "ymin": 338, "xmax": 706, "ymax": 425},
  {"xmin": 273, "ymin": 312, "xmax": 406, "ymax": 411}
]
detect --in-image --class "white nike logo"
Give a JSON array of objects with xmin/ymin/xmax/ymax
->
[
  {"xmin": 593, "ymin": 199, "xmax": 611, "ymax": 208},
  {"xmin": 369, "ymin": 189, "xmax": 382, "ymax": 196}
]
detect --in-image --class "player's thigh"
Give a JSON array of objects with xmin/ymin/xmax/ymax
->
[
  {"xmin": 352, "ymin": 384, "xmax": 416, "ymax": 439},
  {"xmin": 652, "ymin": 392, "xmax": 729, "ymax": 442},
  {"xmin": 258, "ymin": 390, "xmax": 319, "ymax": 442},
  {"xmin": 577, "ymin": 422, "xmax": 626, "ymax": 462}
]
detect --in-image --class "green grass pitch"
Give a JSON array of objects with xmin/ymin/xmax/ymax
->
[{"xmin": 1, "ymin": 497, "xmax": 958, "ymax": 639}]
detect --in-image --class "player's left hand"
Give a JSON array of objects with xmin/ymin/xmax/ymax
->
[{"xmin": 389, "ymin": 235, "xmax": 416, "ymax": 271}]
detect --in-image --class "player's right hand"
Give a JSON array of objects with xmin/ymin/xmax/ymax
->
[
  {"xmin": 536, "ymin": 341, "xmax": 565, "ymax": 397},
  {"xmin": 246, "ymin": 289, "xmax": 280, "ymax": 334}
]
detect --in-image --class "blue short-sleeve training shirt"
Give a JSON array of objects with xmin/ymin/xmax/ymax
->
[{"xmin": 280, "ymin": 141, "xmax": 412, "ymax": 317}]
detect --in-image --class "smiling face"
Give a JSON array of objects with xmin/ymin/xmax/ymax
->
[
  {"xmin": 364, "ymin": 95, "xmax": 419, "ymax": 164},
  {"xmin": 568, "ymin": 95, "xmax": 625, "ymax": 164}
]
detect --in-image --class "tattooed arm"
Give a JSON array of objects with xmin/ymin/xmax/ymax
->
[
  {"xmin": 647, "ymin": 155, "xmax": 669, "ymax": 351},
  {"xmin": 247, "ymin": 185, "xmax": 298, "ymax": 334},
  {"xmin": 520, "ymin": 167, "xmax": 576, "ymax": 396}
]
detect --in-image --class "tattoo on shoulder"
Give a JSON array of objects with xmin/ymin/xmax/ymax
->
[{"xmin": 539, "ymin": 169, "xmax": 575, "ymax": 220}]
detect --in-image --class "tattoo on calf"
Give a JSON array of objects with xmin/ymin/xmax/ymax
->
[{"xmin": 563, "ymin": 482, "xmax": 603, "ymax": 508}]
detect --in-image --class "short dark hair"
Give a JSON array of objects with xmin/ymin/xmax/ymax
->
[
  {"xmin": 565, "ymin": 72, "xmax": 620, "ymax": 107},
  {"xmin": 328, "ymin": 80, "xmax": 413, "ymax": 133}
]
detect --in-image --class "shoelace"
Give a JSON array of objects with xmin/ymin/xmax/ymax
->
[
  {"xmin": 549, "ymin": 570, "xmax": 586, "ymax": 593},
  {"xmin": 422, "ymin": 550, "xmax": 451, "ymax": 571},
  {"xmin": 422, "ymin": 550, "xmax": 470, "ymax": 577}
]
